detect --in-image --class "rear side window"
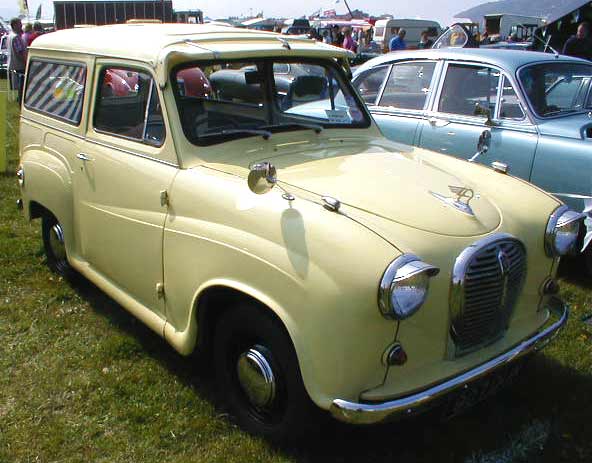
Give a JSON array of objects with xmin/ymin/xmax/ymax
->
[
  {"xmin": 499, "ymin": 77, "xmax": 525, "ymax": 120},
  {"xmin": 379, "ymin": 62, "xmax": 436, "ymax": 110},
  {"xmin": 24, "ymin": 60, "xmax": 86, "ymax": 125},
  {"xmin": 94, "ymin": 67, "xmax": 165, "ymax": 146}
]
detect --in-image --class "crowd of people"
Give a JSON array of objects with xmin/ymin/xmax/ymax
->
[
  {"xmin": 3, "ymin": 14, "xmax": 592, "ymax": 106},
  {"xmin": 304, "ymin": 25, "xmax": 373, "ymax": 53}
]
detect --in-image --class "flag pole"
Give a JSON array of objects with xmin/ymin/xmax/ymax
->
[{"xmin": 342, "ymin": 0, "xmax": 353, "ymax": 19}]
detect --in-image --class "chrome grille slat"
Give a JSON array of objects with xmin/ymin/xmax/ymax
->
[{"xmin": 449, "ymin": 235, "xmax": 527, "ymax": 356}]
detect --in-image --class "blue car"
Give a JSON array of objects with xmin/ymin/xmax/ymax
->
[{"xmin": 353, "ymin": 48, "xmax": 592, "ymax": 213}]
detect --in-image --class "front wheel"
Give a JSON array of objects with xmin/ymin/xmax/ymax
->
[
  {"xmin": 213, "ymin": 303, "xmax": 320, "ymax": 441},
  {"xmin": 42, "ymin": 214, "xmax": 75, "ymax": 279}
]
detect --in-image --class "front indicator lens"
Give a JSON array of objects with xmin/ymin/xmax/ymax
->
[
  {"xmin": 545, "ymin": 206, "xmax": 585, "ymax": 257},
  {"xmin": 379, "ymin": 255, "xmax": 439, "ymax": 320}
]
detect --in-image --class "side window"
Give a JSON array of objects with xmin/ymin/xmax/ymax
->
[
  {"xmin": 499, "ymin": 77, "xmax": 525, "ymax": 120},
  {"xmin": 379, "ymin": 62, "xmax": 436, "ymax": 110},
  {"xmin": 354, "ymin": 65, "xmax": 389, "ymax": 105},
  {"xmin": 94, "ymin": 67, "xmax": 165, "ymax": 146},
  {"xmin": 24, "ymin": 60, "xmax": 86, "ymax": 125},
  {"xmin": 439, "ymin": 64, "xmax": 500, "ymax": 117}
]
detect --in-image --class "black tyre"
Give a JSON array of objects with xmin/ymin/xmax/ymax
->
[
  {"xmin": 42, "ymin": 214, "xmax": 75, "ymax": 279},
  {"xmin": 213, "ymin": 303, "xmax": 320, "ymax": 441}
]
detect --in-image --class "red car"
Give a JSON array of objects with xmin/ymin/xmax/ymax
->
[
  {"xmin": 176, "ymin": 67, "xmax": 210, "ymax": 97},
  {"xmin": 102, "ymin": 68, "xmax": 139, "ymax": 96}
]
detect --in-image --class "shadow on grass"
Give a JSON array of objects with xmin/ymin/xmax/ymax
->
[
  {"xmin": 280, "ymin": 355, "xmax": 592, "ymax": 463},
  {"xmin": 67, "ymin": 275, "xmax": 219, "ymax": 402},
  {"xmin": 558, "ymin": 256, "xmax": 592, "ymax": 290},
  {"xmin": 65, "ymin": 275, "xmax": 592, "ymax": 462}
]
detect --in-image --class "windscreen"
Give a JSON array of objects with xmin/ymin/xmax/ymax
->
[{"xmin": 172, "ymin": 58, "xmax": 369, "ymax": 145}]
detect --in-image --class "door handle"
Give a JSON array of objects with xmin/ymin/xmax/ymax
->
[
  {"xmin": 428, "ymin": 117, "xmax": 450, "ymax": 128},
  {"xmin": 76, "ymin": 153, "xmax": 93, "ymax": 162}
]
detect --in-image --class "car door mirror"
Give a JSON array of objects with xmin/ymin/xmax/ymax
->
[
  {"xmin": 484, "ymin": 112, "xmax": 498, "ymax": 127},
  {"xmin": 469, "ymin": 130, "xmax": 491, "ymax": 162},
  {"xmin": 248, "ymin": 162, "xmax": 277, "ymax": 194},
  {"xmin": 474, "ymin": 104, "xmax": 498, "ymax": 127}
]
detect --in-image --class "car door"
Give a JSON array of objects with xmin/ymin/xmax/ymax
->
[
  {"xmin": 354, "ymin": 60, "xmax": 438, "ymax": 146},
  {"xmin": 418, "ymin": 62, "xmax": 538, "ymax": 181},
  {"xmin": 75, "ymin": 63, "xmax": 177, "ymax": 319}
]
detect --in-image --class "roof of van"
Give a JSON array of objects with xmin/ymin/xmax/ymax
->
[
  {"xmin": 30, "ymin": 23, "xmax": 352, "ymax": 65},
  {"xmin": 374, "ymin": 19, "xmax": 441, "ymax": 26}
]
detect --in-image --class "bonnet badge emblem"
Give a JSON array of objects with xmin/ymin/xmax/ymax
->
[{"xmin": 429, "ymin": 185, "xmax": 476, "ymax": 216}]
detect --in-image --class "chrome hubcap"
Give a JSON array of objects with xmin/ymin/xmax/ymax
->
[
  {"xmin": 236, "ymin": 346, "xmax": 276, "ymax": 409},
  {"xmin": 49, "ymin": 223, "xmax": 67, "ymax": 262}
]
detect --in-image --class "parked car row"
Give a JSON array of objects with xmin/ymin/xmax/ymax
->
[{"xmin": 17, "ymin": 24, "xmax": 583, "ymax": 441}]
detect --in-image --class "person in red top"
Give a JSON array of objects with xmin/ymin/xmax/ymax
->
[
  {"xmin": 22, "ymin": 22, "xmax": 43, "ymax": 47},
  {"xmin": 23, "ymin": 24, "xmax": 35, "ymax": 46}
]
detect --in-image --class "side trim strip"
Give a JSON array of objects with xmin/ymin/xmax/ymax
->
[
  {"xmin": 87, "ymin": 139, "xmax": 178, "ymax": 168},
  {"xmin": 551, "ymin": 192, "xmax": 592, "ymax": 200}
]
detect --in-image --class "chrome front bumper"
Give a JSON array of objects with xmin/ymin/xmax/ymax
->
[{"xmin": 330, "ymin": 302, "xmax": 568, "ymax": 425}]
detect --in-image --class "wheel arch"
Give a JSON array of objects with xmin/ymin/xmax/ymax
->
[
  {"xmin": 194, "ymin": 283, "xmax": 297, "ymax": 360},
  {"xmin": 20, "ymin": 149, "xmax": 76, "ymax": 258},
  {"xmin": 163, "ymin": 279, "xmax": 312, "ymax": 395}
]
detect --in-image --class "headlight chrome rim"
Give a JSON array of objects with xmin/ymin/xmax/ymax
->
[
  {"xmin": 378, "ymin": 254, "xmax": 439, "ymax": 320},
  {"xmin": 545, "ymin": 205, "xmax": 585, "ymax": 257}
]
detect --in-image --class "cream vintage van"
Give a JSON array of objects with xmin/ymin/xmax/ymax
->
[{"xmin": 17, "ymin": 24, "xmax": 582, "ymax": 440}]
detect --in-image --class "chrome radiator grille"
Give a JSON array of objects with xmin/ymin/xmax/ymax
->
[{"xmin": 450, "ymin": 235, "xmax": 527, "ymax": 355}]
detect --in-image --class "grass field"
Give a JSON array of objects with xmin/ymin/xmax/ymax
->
[{"xmin": 1, "ymin": 77, "xmax": 591, "ymax": 462}]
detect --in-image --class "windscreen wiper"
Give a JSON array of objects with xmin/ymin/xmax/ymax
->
[
  {"xmin": 543, "ymin": 109, "xmax": 576, "ymax": 116},
  {"xmin": 200, "ymin": 129, "xmax": 272, "ymax": 140},
  {"xmin": 262, "ymin": 123, "xmax": 324, "ymax": 134}
]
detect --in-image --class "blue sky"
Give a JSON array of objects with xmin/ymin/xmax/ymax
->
[{"xmin": 1, "ymin": 0, "xmax": 486, "ymax": 27}]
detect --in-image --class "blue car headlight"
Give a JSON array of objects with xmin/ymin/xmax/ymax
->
[{"xmin": 378, "ymin": 254, "xmax": 439, "ymax": 320}]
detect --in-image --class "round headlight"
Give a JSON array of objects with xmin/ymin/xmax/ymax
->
[
  {"xmin": 378, "ymin": 254, "xmax": 439, "ymax": 320},
  {"xmin": 545, "ymin": 206, "xmax": 585, "ymax": 257}
]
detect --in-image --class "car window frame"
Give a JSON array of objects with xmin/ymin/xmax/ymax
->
[
  {"xmin": 376, "ymin": 59, "xmax": 440, "ymax": 113},
  {"xmin": 498, "ymin": 74, "xmax": 527, "ymax": 122},
  {"xmin": 433, "ymin": 60, "xmax": 503, "ymax": 122},
  {"xmin": 432, "ymin": 60, "xmax": 535, "ymax": 129},
  {"xmin": 92, "ymin": 63, "xmax": 167, "ymax": 148},
  {"xmin": 23, "ymin": 57, "xmax": 88, "ymax": 127},
  {"xmin": 170, "ymin": 56, "xmax": 372, "ymax": 147},
  {"xmin": 516, "ymin": 60, "xmax": 592, "ymax": 121},
  {"xmin": 355, "ymin": 59, "xmax": 441, "ymax": 116},
  {"xmin": 353, "ymin": 64, "xmax": 391, "ymax": 106}
]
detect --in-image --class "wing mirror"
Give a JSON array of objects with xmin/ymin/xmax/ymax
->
[
  {"xmin": 469, "ymin": 130, "xmax": 491, "ymax": 162},
  {"xmin": 474, "ymin": 104, "xmax": 498, "ymax": 127},
  {"xmin": 484, "ymin": 112, "xmax": 498, "ymax": 127},
  {"xmin": 248, "ymin": 162, "xmax": 277, "ymax": 194}
]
